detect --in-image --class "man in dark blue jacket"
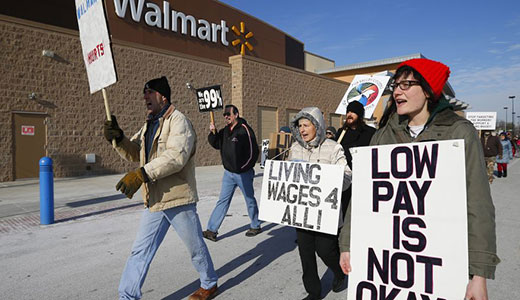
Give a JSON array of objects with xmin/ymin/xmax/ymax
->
[{"xmin": 203, "ymin": 104, "xmax": 260, "ymax": 241}]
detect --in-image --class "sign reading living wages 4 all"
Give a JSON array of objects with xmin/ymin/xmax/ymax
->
[
  {"xmin": 335, "ymin": 75, "xmax": 391, "ymax": 119},
  {"xmin": 75, "ymin": 0, "xmax": 117, "ymax": 93},
  {"xmin": 196, "ymin": 85, "xmax": 224, "ymax": 112},
  {"xmin": 348, "ymin": 140, "xmax": 468, "ymax": 300},
  {"xmin": 465, "ymin": 112, "xmax": 497, "ymax": 130},
  {"xmin": 259, "ymin": 160, "xmax": 344, "ymax": 235}
]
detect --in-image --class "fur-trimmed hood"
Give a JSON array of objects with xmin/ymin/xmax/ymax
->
[{"xmin": 289, "ymin": 107, "xmax": 326, "ymax": 148}]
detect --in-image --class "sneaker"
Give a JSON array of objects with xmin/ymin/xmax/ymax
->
[
  {"xmin": 332, "ymin": 274, "xmax": 345, "ymax": 292},
  {"xmin": 203, "ymin": 230, "xmax": 217, "ymax": 242},
  {"xmin": 188, "ymin": 284, "xmax": 218, "ymax": 300},
  {"xmin": 245, "ymin": 227, "xmax": 262, "ymax": 237}
]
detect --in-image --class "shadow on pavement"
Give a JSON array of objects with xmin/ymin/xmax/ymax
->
[
  {"xmin": 56, "ymin": 203, "xmax": 141, "ymax": 223},
  {"xmin": 216, "ymin": 221, "xmax": 271, "ymax": 241},
  {"xmin": 319, "ymin": 268, "xmax": 348, "ymax": 298},
  {"xmin": 162, "ymin": 223, "xmax": 296, "ymax": 300},
  {"xmin": 65, "ymin": 194, "xmax": 127, "ymax": 207}
]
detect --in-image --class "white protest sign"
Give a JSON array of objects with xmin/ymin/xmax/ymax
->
[
  {"xmin": 76, "ymin": 0, "xmax": 117, "ymax": 94},
  {"xmin": 335, "ymin": 75, "xmax": 391, "ymax": 119},
  {"xmin": 465, "ymin": 112, "xmax": 497, "ymax": 130},
  {"xmin": 348, "ymin": 140, "xmax": 468, "ymax": 300},
  {"xmin": 259, "ymin": 160, "xmax": 344, "ymax": 235}
]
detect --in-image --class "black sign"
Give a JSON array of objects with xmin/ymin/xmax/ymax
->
[{"xmin": 196, "ymin": 85, "xmax": 223, "ymax": 112}]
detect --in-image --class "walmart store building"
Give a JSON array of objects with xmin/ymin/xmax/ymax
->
[{"xmin": 0, "ymin": 1, "xmax": 466, "ymax": 181}]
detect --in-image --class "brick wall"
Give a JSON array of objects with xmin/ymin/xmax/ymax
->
[
  {"xmin": 0, "ymin": 17, "xmax": 230, "ymax": 181},
  {"xmin": 1, "ymin": 17, "xmax": 348, "ymax": 182},
  {"xmin": 229, "ymin": 55, "xmax": 348, "ymax": 138}
]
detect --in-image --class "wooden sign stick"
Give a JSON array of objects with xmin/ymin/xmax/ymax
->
[
  {"xmin": 337, "ymin": 115, "xmax": 348, "ymax": 144},
  {"xmin": 102, "ymin": 88, "xmax": 117, "ymax": 148},
  {"xmin": 210, "ymin": 111, "xmax": 216, "ymax": 134}
]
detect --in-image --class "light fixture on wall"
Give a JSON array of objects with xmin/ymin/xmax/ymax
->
[
  {"xmin": 29, "ymin": 92, "xmax": 37, "ymax": 100},
  {"xmin": 42, "ymin": 50, "xmax": 55, "ymax": 58}
]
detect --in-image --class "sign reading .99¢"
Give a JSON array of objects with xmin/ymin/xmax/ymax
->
[{"xmin": 196, "ymin": 85, "xmax": 223, "ymax": 112}]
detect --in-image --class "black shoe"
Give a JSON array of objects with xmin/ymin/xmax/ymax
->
[
  {"xmin": 245, "ymin": 227, "xmax": 262, "ymax": 237},
  {"xmin": 302, "ymin": 294, "xmax": 320, "ymax": 300},
  {"xmin": 497, "ymin": 171, "xmax": 502, "ymax": 178},
  {"xmin": 332, "ymin": 274, "xmax": 345, "ymax": 292},
  {"xmin": 203, "ymin": 230, "xmax": 217, "ymax": 242},
  {"xmin": 504, "ymin": 170, "xmax": 508, "ymax": 177}
]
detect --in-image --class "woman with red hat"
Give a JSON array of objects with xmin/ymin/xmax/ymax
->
[{"xmin": 338, "ymin": 58, "xmax": 500, "ymax": 300}]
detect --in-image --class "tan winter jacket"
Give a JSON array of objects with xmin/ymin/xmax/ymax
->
[
  {"xmin": 339, "ymin": 107, "xmax": 500, "ymax": 279},
  {"xmin": 115, "ymin": 106, "xmax": 199, "ymax": 212}
]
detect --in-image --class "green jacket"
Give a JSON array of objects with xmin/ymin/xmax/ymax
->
[{"xmin": 339, "ymin": 101, "xmax": 500, "ymax": 279}]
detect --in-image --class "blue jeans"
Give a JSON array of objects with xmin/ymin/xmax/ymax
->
[
  {"xmin": 207, "ymin": 169, "xmax": 260, "ymax": 233},
  {"xmin": 119, "ymin": 203, "xmax": 218, "ymax": 300}
]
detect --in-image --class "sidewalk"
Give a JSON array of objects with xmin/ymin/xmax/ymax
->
[
  {"xmin": 0, "ymin": 161, "xmax": 519, "ymax": 299},
  {"xmin": 0, "ymin": 164, "xmax": 231, "ymax": 233}
]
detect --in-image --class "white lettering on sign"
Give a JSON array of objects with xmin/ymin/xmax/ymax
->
[
  {"xmin": 114, "ymin": 0, "xmax": 230, "ymax": 46},
  {"xmin": 21, "ymin": 125, "xmax": 35, "ymax": 136},
  {"xmin": 196, "ymin": 85, "xmax": 224, "ymax": 112}
]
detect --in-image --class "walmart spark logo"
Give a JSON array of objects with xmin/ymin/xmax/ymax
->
[{"xmin": 231, "ymin": 22, "xmax": 254, "ymax": 55}]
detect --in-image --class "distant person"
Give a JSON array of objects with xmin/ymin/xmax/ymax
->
[
  {"xmin": 203, "ymin": 104, "xmax": 261, "ymax": 242},
  {"xmin": 496, "ymin": 132, "xmax": 513, "ymax": 178},
  {"xmin": 289, "ymin": 107, "xmax": 352, "ymax": 300},
  {"xmin": 325, "ymin": 126, "xmax": 337, "ymax": 140},
  {"xmin": 103, "ymin": 76, "xmax": 218, "ymax": 300},
  {"xmin": 506, "ymin": 132, "xmax": 516, "ymax": 157},
  {"xmin": 279, "ymin": 126, "xmax": 291, "ymax": 134},
  {"xmin": 339, "ymin": 58, "xmax": 500, "ymax": 300},
  {"xmin": 515, "ymin": 135, "xmax": 520, "ymax": 157},
  {"xmin": 481, "ymin": 130, "xmax": 502, "ymax": 183}
]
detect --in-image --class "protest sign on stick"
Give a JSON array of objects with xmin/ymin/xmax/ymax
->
[
  {"xmin": 348, "ymin": 140, "xmax": 468, "ymax": 300},
  {"xmin": 335, "ymin": 75, "xmax": 390, "ymax": 119},
  {"xmin": 75, "ymin": 0, "xmax": 118, "ymax": 146},
  {"xmin": 260, "ymin": 139, "xmax": 270, "ymax": 168},
  {"xmin": 193, "ymin": 85, "xmax": 224, "ymax": 134},
  {"xmin": 259, "ymin": 160, "xmax": 344, "ymax": 235},
  {"xmin": 465, "ymin": 112, "xmax": 497, "ymax": 130}
]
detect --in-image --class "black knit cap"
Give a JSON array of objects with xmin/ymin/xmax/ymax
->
[
  {"xmin": 347, "ymin": 101, "xmax": 364, "ymax": 118},
  {"xmin": 144, "ymin": 76, "xmax": 171, "ymax": 102}
]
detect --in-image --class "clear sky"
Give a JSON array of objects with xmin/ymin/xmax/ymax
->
[{"xmin": 220, "ymin": 0, "xmax": 520, "ymax": 122}]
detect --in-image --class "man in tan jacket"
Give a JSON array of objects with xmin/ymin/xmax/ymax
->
[{"xmin": 104, "ymin": 77, "xmax": 218, "ymax": 300}]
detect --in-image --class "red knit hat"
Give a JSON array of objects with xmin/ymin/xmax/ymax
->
[{"xmin": 397, "ymin": 58, "xmax": 450, "ymax": 101}]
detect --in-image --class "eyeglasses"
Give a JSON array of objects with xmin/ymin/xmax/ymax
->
[
  {"xmin": 223, "ymin": 112, "xmax": 231, "ymax": 117},
  {"xmin": 326, "ymin": 131, "xmax": 333, "ymax": 135},
  {"xmin": 389, "ymin": 80, "xmax": 421, "ymax": 91}
]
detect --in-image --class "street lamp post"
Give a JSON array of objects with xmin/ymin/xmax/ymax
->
[
  {"xmin": 504, "ymin": 107, "xmax": 508, "ymax": 131},
  {"xmin": 510, "ymin": 96, "xmax": 516, "ymax": 134}
]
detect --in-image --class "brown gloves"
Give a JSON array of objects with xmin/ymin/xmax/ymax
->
[
  {"xmin": 116, "ymin": 168, "xmax": 148, "ymax": 199},
  {"xmin": 103, "ymin": 115, "xmax": 124, "ymax": 144}
]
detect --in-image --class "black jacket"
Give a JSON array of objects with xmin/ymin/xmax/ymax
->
[
  {"xmin": 480, "ymin": 134, "xmax": 502, "ymax": 157},
  {"xmin": 335, "ymin": 123, "xmax": 376, "ymax": 168},
  {"xmin": 208, "ymin": 118, "xmax": 259, "ymax": 173}
]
